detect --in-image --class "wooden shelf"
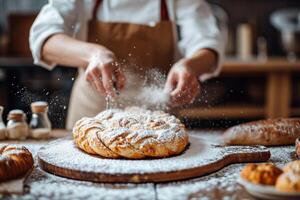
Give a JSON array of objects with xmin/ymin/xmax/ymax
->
[
  {"xmin": 222, "ymin": 58, "xmax": 300, "ymax": 74},
  {"xmin": 0, "ymin": 57, "xmax": 34, "ymax": 67},
  {"xmin": 178, "ymin": 106, "xmax": 265, "ymax": 119}
]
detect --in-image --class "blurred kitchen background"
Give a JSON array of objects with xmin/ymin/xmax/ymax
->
[{"xmin": 0, "ymin": 0, "xmax": 300, "ymax": 128}]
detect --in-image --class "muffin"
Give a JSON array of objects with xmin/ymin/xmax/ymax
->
[{"xmin": 240, "ymin": 163, "xmax": 283, "ymax": 185}]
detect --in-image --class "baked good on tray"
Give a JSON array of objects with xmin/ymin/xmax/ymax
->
[
  {"xmin": 240, "ymin": 162, "xmax": 300, "ymax": 193},
  {"xmin": 0, "ymin": 145, "xmax": 34, "ymax": 182},
  {"xmin": 73, "ymin": 107, "xmax": 188, "ymax": 159},
  {"xmin": 275, "ymin": 172, "xmax": 300, "ymax": 192},
  {"xmin": 240, "ymin": 163, "xmax": 283, "ymax": 185},
  {"xmin": 295, "ymin": 137, "xmax": 300, "ymax": 158},
  {"xmin": 283, "ymin": 160, "xmax": 300, "ymax": 173},
  {"xmin": 223, "ymin": 118, "xmax": 300, "ymax": 146},
  {"xmin": 275, "ymin": 161, "xmax": 300, "ymax": 192}
]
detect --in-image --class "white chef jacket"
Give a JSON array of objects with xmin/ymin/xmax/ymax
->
[{"xmin": 30, "ymin": 0, "xmax": 224, "ymax": 82}]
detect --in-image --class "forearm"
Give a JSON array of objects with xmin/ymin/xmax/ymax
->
[
  {"xmin": 183, "ymin": 48, "xmax": 218, "ymax": 77},
  {"xmin": 42, "ymin": 33, "xmax": 105, "ymax": 68}
]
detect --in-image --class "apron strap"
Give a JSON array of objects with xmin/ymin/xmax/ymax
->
[
  {"xmin": 92, "ymin": 0, "xmax": 102, "ymax": 20},
  {"xmin": 92, "ymin": 0, "xmax": 170, "ymax": 21},
  {"xmin": 160, "ymin": 0, "xmax": 170, "ymax": 21}
]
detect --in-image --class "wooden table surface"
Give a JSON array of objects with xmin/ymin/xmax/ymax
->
[{"xmin": 0, "ymin": 129, "xmax": 295, "ymax": 200}]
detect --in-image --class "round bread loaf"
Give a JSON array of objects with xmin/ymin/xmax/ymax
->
[
  {"xmin": 240, "ymin": 163, "xmax": 283, "ymax": 185},
  {"xmin": 0, "ymin": 145, "xmax": 34, "ymax": 182},
  {"xmin": 223, "ymin": 118, "xmax": 300, "ymax": 146},
  {"xmin": 73, "ymin": 107, "xmax": 189, "ymax": 159},
  {"xmin": 275, "ymin": 172, "xmax": 300, "ymax": 192}
]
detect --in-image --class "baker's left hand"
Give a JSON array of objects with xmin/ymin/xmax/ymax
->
[{"xmin": 165, "ymin": 59, "xmax": 200, "ymax": 107}]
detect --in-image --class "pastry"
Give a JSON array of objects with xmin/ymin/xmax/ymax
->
[
  {"xmin": 240, "ymin": 163, "xmax": 283, "ymax": 185},
  {"xmin": 0, "ymin": 145, "xmax": 34, "ymax": 182},
  {"xmin": 283, "ymin": 160, "xmax": 300, "ymax": 173},
  {"xmin": 275, "ymin": 172, "xmax": 300, "ymax": 192},
  {"xmin": 73, "ymin": 107, "xmax": 189, "ymax": 159},
  {"xmin": 296, "ymin": 137, "xmax": 300, "ymax": 158},
  {"xmin": 223, "ymin": 118, "xmax": 300, "ymax": 146}
]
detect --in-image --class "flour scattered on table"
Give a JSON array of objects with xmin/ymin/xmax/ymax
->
[{"xmin": 1, "ymin": 130, "xmax": 295, "ymax": 200}]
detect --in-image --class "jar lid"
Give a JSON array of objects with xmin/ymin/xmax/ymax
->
[
  {"xmin": 31, "ymin": 101, "xmax": 48, "ymax": 113},
  {"xmin": 8, "ymin": 109, "xmax": 25, "ymax": 121}
]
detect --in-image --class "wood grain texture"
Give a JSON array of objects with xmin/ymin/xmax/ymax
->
[
  {"xmin": 38, "ymin": 135, "xmax": 270, "ymax": 183},
  {"xmin": 221, "ymin": 58, "xmax": 300, "ymax": 74}
]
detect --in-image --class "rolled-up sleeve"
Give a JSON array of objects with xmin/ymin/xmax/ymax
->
[
  {"xmin": 175, "ymin": 0, "xmax": 225, "ymax": 82},
  {"xmin": 29, "ymin": 0, "xmax": 83, "ymax": 70}
]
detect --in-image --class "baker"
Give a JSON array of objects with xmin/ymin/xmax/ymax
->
[{"xmin": 30, "ymin": 0, "xmax": 224, "ymax": 129}]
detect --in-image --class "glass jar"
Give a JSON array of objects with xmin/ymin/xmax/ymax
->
[
  {"xmin": 0, "ymin": 106, "xmax": 6, "ymax": 140},
  {"xmin": 29, "ymin": 101, "xmax": 52, "ymax": 139},
  {"xmin": 7, "ymin": 109, "xmax": 29, "ymax": 140}
]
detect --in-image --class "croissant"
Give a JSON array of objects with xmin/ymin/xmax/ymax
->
[
  {"xmin": 0, "ymin": 145, "xmax": 34, "ymax": 182},
  {"xmin": 73, "ymin": 107, "xmax": 188, "ymax": 159}
]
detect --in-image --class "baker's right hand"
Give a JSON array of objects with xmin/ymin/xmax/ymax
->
[{"xmin": 85, "ymin": 47, "xmax": 126, "ymax": 98}]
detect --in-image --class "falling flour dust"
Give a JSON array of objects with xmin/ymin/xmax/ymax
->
[{"xmin": 112, "ymin": 69, "xmax": 171, "ymax": 110}]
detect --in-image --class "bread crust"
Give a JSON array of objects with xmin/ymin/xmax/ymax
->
[
  {"xmin": 223, "ymin": 118, "xmax": 300, "ymax": 146},
  {"xmin": 0, "ymin": 145, "xmax": 33, "ymax": 182},
  {"xmin": 282, "ymin": 160, "xmax": 300, "ymax": 173},
  {"xmin": 275, "ymin": 172, "xmax": 300, "ymax": 192},
  {"xmin": 73, "ymin": 108, "xmax": 189, "ymax": 159},
  {"xmin": 295, "ymin": 137, "xmax": 300, "ymax": 158}
]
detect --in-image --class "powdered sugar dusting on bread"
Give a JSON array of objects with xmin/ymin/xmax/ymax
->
[
  {"xmin": 229, "ymin": 118, "xmax": 300, "ymax": 135},
  {"xmin": 97, "ymin": 107, "xmax": 186, "ymax": 142},
  {"xmin": 73, "ymin": 107, "xmax": 188, "ymax": 158}
]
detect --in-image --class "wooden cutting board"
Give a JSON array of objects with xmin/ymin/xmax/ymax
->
[{"xmin": 38, "ymin": 134, "xmax": 270, "ymax": 183}]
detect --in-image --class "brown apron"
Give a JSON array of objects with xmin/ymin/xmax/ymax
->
[{"xmin": 66, "ymin": 0, "xmax": 175, "ymax": 129}]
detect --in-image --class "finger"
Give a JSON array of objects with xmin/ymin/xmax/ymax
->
[
  {"xmin": 164, "ymin": 71, "xmax": 177, "ymax": 93},
  {"xmin": 175, "ymin": 79, "xmax": 200, "ymax": 105},
  {"xmin": 188, "ymin": 82, "xmax": 199, "ymax": 104},
  {"xmin": 91, "ymin": 75, "xmax": 106, "ymax": 95},
  {"xmin": 171, "ymin": 77, "xmax": 200, "ymax": 106},
  {"xmin": 173, "ymin": 83, "xmax": 198, "ymax": 104},
  {"xmin": 89, "ymin": 67, "xmax": 105, "ymax": 94},
  {"xmin": 85, "ymin": 72, "xmax": 93, "ymax": 83},
  {"xmin": 114, "ymin": 69, "xmax": 126, "ymax": 91},
  {"xmin": 193, "ymin": 80, "xmax": 201, "ymax": 97},
  {"xmin": 85, "ymin": 72, "xmax": 98, "ymax": 91},
  {"xmin": 88, "ymin": 78, "xmax": 100, "ymax": 93},
  {"xmin": 170, "ymin": 75, "xmax": 185, "ymax": 98},
  {"xmin": 101, "ymin": 65, "xmax": 115, "ymax": 98}
]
